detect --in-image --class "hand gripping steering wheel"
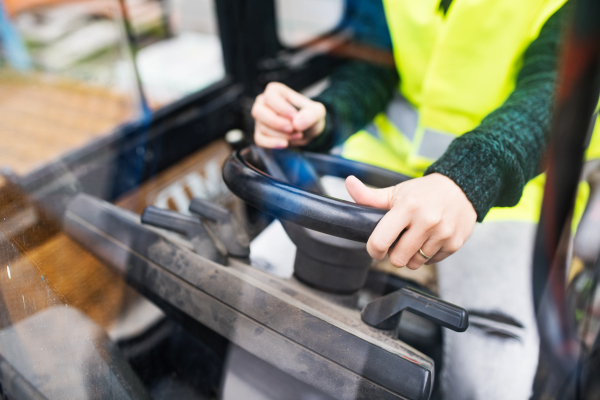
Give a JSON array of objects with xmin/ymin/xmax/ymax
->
[
  {"xmin": 222, "ymin": 146, "xmax": 409, "ymax": 242},
  {"xmin": 223, "ymin": 146, "xmax": 468, "ymax": 333}
]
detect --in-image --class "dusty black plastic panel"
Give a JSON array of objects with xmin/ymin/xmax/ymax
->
[{"xmin": 64, "ymin": 194, "xmax": 433, "ymax": 400}]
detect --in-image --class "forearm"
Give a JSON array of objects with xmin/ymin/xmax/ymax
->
[{"xmin": 425, "ymin": 4, "xmax": 568, "ymax": 222}]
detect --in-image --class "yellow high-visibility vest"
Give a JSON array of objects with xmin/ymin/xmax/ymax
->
[{"xmin": 341, "ymin": 0, "xmax": 574, "ymax": 223}]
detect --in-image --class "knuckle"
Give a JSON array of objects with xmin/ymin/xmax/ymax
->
[
  {"xmin": 370, "ymin": 238, "xmax": 389, "ymax": 254},
  {"xmin": 263, "ymin": 89, "xmax": 275, "ymax": 102},
  {"xmin": 265, "ymin": 82, "xmax": 285, "ymax": 94},
  {"xmin": 422, "ymin": 213, "xmax": 442, "ymax": 228},
  {"xmin": 403, "ymin": 198, "xmax": 419, "ymax": 212},
  {"xmin": 436, "ymin": 223, "xmax": 454, "ymax": 240},
  {"xmin": 389, "ymin": 254, "xmax": 407, "ymax": 268},
  {"xmin": 315, "ymin": 102, "xmax": 326, "ymax": 116},
  {"xmin": 254, "ymin": 134, "xmax": 265, "ymax": 147},
  {"xmin": 406, "ymin": 260, "xmax": 422, "ymax": 270},
  {"xmin": 275, "ymin": 119, "xmax": 288, "ymax": 130},
  {"xmin": 445, "ymin": 238, "xmax": 463, "ymax": 253},
  {"xmin": 368, "ymin": 250, "xmax": 385, "ymax": 261}
]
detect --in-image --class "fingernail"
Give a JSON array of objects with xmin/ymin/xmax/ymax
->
[
  {"xmin": 283, "ymin": 125, "xmax": 293, "ymax": 133},
  {"xmin": 292, "ymin": 132, "xmax": 303, "ymax": 140}
]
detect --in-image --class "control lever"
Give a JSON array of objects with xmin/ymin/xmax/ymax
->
[
  {"xmin": 189, "ymin": 198, "xmax": 250, "ymax": 258},
  {"xmin": 141, "ymin": 206, "xmax": 228, "ymax": 265},
  {"xmin": 361, "ymin": 286, "xmax": 469, "ymax": 332}
]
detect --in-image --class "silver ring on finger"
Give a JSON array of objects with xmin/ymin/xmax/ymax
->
[{"xmin": 419, "ymin": 248, "xmax": 431, "ymax": 260}]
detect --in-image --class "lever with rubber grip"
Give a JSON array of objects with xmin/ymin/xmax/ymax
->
[
  {"xmin": 361, "ymin": 286, "xmax": 469, "ymax": 332},
  {"xmin": 189, "ymin": 198, "xmax": 250, "ymax": 259}
]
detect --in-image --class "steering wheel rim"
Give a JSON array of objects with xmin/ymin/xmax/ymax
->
[{"xmin": 222, "ymin": 147, "xmax": 410, "ymax": 243}]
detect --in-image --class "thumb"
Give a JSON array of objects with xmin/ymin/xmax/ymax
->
[
  {"xmin": 292, "ymin": 102, "xmax": 326, "ymax": 132},
  {"xmin": 345, "ymin": 175, "xmax": 394, "ymax": 210}
]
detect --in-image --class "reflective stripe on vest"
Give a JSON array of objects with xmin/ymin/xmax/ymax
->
[
  {"xmin": 341, "ymin": 0, "xmax": 569, "ymax": 223},
  {"xmin": 364, "ymin": 94, "xmax": 456, "ymax": 161}
]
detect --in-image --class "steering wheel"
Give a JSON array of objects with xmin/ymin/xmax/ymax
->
[
  {"xmin": 222, "ymin": 146, "xmax": 410, "ymax": 243},
  {"xmin": 223, "ymin": 146, "xmax": 469, "ymax": 332}
]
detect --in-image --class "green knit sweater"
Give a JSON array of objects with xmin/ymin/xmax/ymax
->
[{"xmin": 306, "ymin": 2, "xmax": 568, "ymax": 222}]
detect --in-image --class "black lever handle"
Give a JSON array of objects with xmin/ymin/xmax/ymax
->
[
  {"xmin": 361, "ymin": 286, "xmax": 469, "ymax": 332},
  {"xmin": 141, "ymin": 206, "xmax": 227, "ymax": 264},
  {"xmin": 189, "ymin": 198, "xmax": 250, "ymax": 258},
  {"xmin": 188, "ymin": 198, "xmax": 231, "ymax": 222}
]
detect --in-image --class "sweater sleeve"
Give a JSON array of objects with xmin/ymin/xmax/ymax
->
[{"xmin": 424, "ymin": 4, "xmax": 569, "ymax": 222}]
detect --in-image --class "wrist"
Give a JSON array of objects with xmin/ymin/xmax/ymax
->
[{"xmin": 425, "ymin": 139, "xmax": 502, "ymax": 222}]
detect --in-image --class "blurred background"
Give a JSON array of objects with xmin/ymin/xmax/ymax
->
[
  {"xmin": 2, "ymin": 0, "xmax": 599, "ymax": 399},
  {"xmin": 0, "ymin": 2, "xmax": 364, "ymax": 399},
  {"xmin": 0, "ymin": 0, "xmax": 343, "ymax": 176}
]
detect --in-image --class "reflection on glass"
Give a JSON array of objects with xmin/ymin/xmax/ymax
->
[
  {"xmin": 1, "ymin": 0, "xmax": 141, "ymax": 176},
  {"xmin": 132, "ymin": 0, "xmax": 225, "ymax": 108},
  {"xmin": 0, "ymin": 0, "xmax": 226, "ymax": 179}
]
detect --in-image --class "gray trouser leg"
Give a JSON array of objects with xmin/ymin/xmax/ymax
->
[{"xmin": 437, "ymin": 221, "xmax": 539, "ymax": 400}]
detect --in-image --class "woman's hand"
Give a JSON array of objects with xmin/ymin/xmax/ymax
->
[
  {"xmin": 251, "ymin": 82, "xmax": 326, "ymax": 148},
  {"xmin": 346, "ymin": 173, "xmax": 477, "ymax": 269}
]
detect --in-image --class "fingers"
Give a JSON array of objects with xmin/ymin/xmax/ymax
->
[
  {"xmin": 254, "ymin": 127, "xmax": 289, "ymax": 148},
  {"xmin": 256, "ymin": 122, "xmax": 302, "ymax": 140},
  {"xmin": 293, "ymin": 101, "xmax": 326, "ymax": 132},
  {"xmin": 405, "ymin": 238, "xmax": 443, "ymax": 269},
  {"xmin": 367, "ymin": 206, "xmax": 411, "ymax": 260},
  {"xmin": 274, "ymin": 83, "xmax": 314, "ymax": 110},
  {"xmin": 252, "ymin": 82, "xmax": 326, "ymax": 148},
  {"xmin": 263, "ymin": 82, "xmax": 303, "ymax": 119},
  {"xmin": 252, "ymin": 95, "xmax": 295, "ymax": 133},
  {"xmin": 346, "ymin": 176, "xmax": 409, "ymax": 261},
  {"xmin": 426, "ymin": 236, "xmax": 466, "ymax": 264},
  {"xmin": 355, "ymin": 173, "xmax": 477, "ymax": 269},
  {"xmin": 346, "ymin": 176, "xmax": 394, "ymax": 209},
  {"xmin": 387, "ymin": 222, "xmax": 432, "ymax": 268}
]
